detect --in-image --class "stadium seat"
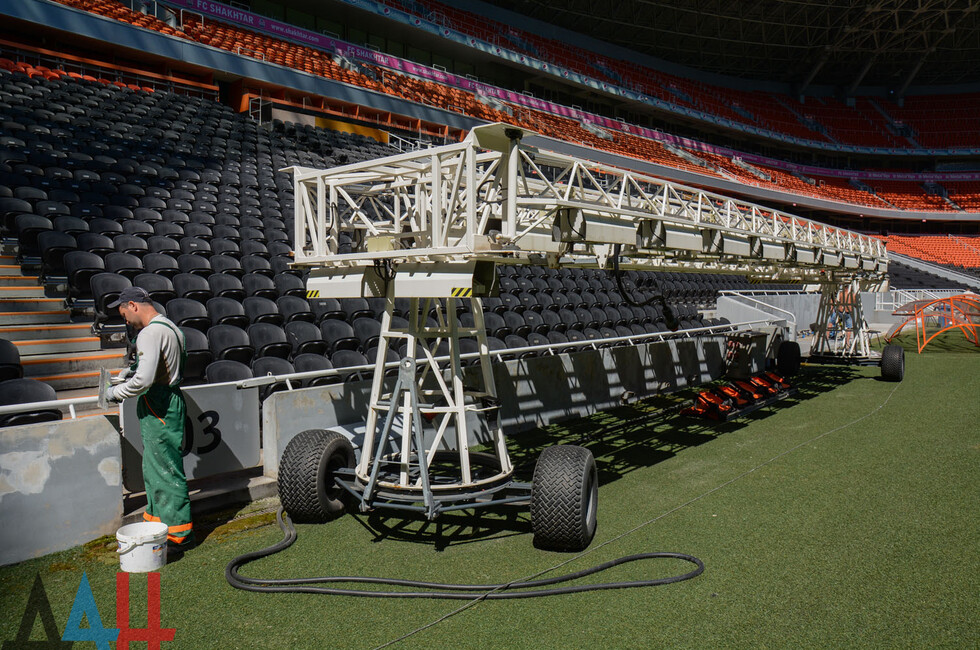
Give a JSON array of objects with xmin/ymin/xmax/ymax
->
[
  {"xmin": 168, "ymin": 298, "xmax": 211, "ymax": 333},
  {"xmin": 276, "ymin": 295, "xmax": 315, "ymax": 324},
  {"xmin": 173, "ymin": 273, "xmax": 213, "ymax": 304},
  {"xmin": 243, "ymin": 296, "xmax": 283, "ymax": 326},
  {"xmin": 207, "ymin": 325, "xmax": 254, "ymax": 365},
  {"xmin": 0, "ymin": 378, "xmax": 62, "ymax": 428},
  {"xmin": 204, "ymin": 359, "xmax": 252, "ymax": 384},
  {"xmin": 0, "ymin": 338, "xmax": 23, "ymax": 382},
  {"xmin": 206, "ymin": 297, "xmax": 250, "ymax": 330},
  {"xmin": 208, "ymin": 272, "xmax": 245, "ymax": 301},
  {"xmin": 251, "ymin": 356, "xmax": 295, "ymax": 399},
  {"xmin": 64, "ymin": 250, "xmax": 106, "ymax": 302},
  {"xmin": 37, "ymin": 230, "xmax": 76, "ymax": 279},
  {"xmin": 133, "ymin": 273, "xmax": 176, "ymax": 304},
  {"xmin": 292, "ymin": 352, "xmax": 338, "ymax": 387},
  {"xmin": 180, "ymin": 327, "xmax": 212, "ymax": 382},
  {"xmin": 177, "ymin": 254, "xmax": 212, "ymax": 277},
  {"xmin": 90, "ymin": 273, "xmax": 131, "ymax": 329}
]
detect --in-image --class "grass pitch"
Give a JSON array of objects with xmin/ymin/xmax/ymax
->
[{"xmin": 1, "ymin": 340, "xmax": 977, "ymax": 648}]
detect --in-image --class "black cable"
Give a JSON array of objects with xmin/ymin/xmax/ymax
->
[
  {"xmin": 225, "ymin": 508, "xmax": 704, "ymax": 600},
  {"xmin": 611, "ymin": 244, "xmax": 679, "ymax": 331}
]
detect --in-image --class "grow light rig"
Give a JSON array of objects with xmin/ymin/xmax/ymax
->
[{"xmin": 281, "ymin": 123, "xmax": 889, "ymax": 549}]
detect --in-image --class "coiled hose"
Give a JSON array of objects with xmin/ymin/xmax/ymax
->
[{"xmin": 226, "ymin": 508, "xmax": 704, "ymax": 600}]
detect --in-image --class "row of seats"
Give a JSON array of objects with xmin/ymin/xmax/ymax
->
[
  {"xmin": 45, "ymin": 0, "xmax": 976, "ymax": 212},
  {"xmin": 886, "ymin": 261, "xmax": 969, "ymax": 290},
  {"xmin": 387, "ymin": 0, "xmax": 979, "ymax": 150},
  {"xmin": 885, "ymin": 235, "xmax": 980, "ymax": 268}
]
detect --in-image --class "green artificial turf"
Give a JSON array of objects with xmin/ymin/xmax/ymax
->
[{"xmin": 1, "ymin": 349, "xmax": 977, "ymax": 649}]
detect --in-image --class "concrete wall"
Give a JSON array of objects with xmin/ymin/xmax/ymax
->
[
  {"xmin": 0, "ymin": 417, "xmax": 122, "ymax": 567},
  {"xmin": 262, "ymin": 336, "xmax": 729, "ymax": 478}
]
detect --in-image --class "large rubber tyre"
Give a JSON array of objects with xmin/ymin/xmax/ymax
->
[
  {"xmin": 278, "ymin": 429, "xmax": 355, "ymax": 523},
  {"xmin": 530, "ymin": 445, "xmax": 598, "ymax": 552},
  {"xmin": 880, "ymin": 344, "xmax": 905, "ymax": 382},
  {"xmin": 776, "ymin": 340, "xmax": 801, "ymax": 376}
]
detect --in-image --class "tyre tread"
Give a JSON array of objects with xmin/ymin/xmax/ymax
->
[{"xmin": 531, "ymin": 445, "xmax": 597, "ymax": 551}]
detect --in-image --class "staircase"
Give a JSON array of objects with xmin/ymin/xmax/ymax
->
[{"xmin": 0, "ymin": 247, "xmax": 123, "ymax": 415}]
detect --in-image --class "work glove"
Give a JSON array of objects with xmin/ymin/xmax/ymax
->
[
  {"xmin": 105, "ymin": 385, "xmax": 122, "ymax": 404},
  {"xmin": 112, "ymin": 366, "xmax": 135, "ymax": 385}
]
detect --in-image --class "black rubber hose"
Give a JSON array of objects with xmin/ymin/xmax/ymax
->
[
  {"xmin": 225, "ymin": 508, "xmax": 704, "ymax": 600},
  {"xmin": 611, "ymin": 244, "xmax": 679, "ymax": 331}
]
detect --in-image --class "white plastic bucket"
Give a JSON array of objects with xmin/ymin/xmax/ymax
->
[{"xmin": 116, "ymin": 522, "xmax": 169, "ymax": 572}]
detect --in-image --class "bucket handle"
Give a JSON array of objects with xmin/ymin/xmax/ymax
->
[{"xmin": 116, "ymin": 531, "xmax": 166, "ymax": 554}]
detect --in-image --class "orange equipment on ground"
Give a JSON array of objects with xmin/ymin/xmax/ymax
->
[{"xmin": 885, "ymin": 293, "xmax": 980, "ymax": 353}]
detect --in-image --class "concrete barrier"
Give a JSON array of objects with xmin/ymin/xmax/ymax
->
[{"xmin": 0, "ymin": 417, "xmax": 122, "ymax": 567}]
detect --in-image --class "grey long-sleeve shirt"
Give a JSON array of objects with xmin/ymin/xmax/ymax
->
[{"xmin": 111, "ymin": 315, "xmax": 184, "ymax": 400}]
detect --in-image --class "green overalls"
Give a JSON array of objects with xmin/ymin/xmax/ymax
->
[{"xmin": 135, "ymin": 320, "xmax": 192, "ymax": 544}]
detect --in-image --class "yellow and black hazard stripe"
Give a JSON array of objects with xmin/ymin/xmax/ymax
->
[
  {"xmin": 450, "ymin": 287, "xmax": 473, "ymax": 298},
  {"xmin": 306, "ymin": 289, "xmax": 320, "ymax": 299}
]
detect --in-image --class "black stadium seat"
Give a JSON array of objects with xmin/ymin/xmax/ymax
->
[
  {"xmin": 168, "ymin": 298, "xmax": 211, "ymax": 333},
  {"xmin": 104, "ymin": 252, "xmax": 144, "ymax": 281},
  {"xmin": 180, "ymin": 327, "xmax": 212, "ymax": 382},
  {"xmin": 0, "ymin": 378, "xmax": 62, "ymax": 428},
  {"xmin": 90, "ymin": 273, "xmax": 131, "ymax": 330},
  {"xmin": 204, "ymin": 359, "xmax": 252, "ymax": 384},
  {"xmin": 0, "ymin": 338, "xmax": 23, "ymax": 382},
  {"xmin": 285, "ymin": 321, "xmax": 329, "ymax": 357},
  {"xmin": 292, "ymin": 353, "xmax": 337, "ymax": 387},
  {"xmin": 248, "ymin": 323, "xmax": 292, "ymax": 360},
  {"xmin": 208, "ymin": 272, "xmax": 245, "ymax": 301},
  {"xmin": 173, "ymin": 273, "xmax": 212, "ymax": 304},
  {"xmin": 206, "ymin": 297, "xmax": 250, "ymax": 330},
  {"xmin": 320, "ymin": 319, "xmax": 360, "ymax": 355},
  {"xmin": 143, "ymin": 252, "xmax": 180, "ymax": 279},
  {"xmin": 243, "ymin": 296, "xmax": 283, "ymax": 326},
  {"xmin": 207, "ymin": 325, "xmax": 254, "ymax": 365},
  {"xmin": 250, "ymin": 357, "xmax": 295, "ymax": 400},
  {"xmin": 63, "ymin": 251, "xmax": 105, "ymax": 302},
  {"xmin": 276, "ymin": 295, "xmax": 314, "ymax": 323},
  {"xmin": 133, "ymin": 273, "xmax": 176, "ymax": 304},
  {"xmin": 37, "ymin": 230, "xmax": 76, "ymax": 279}
]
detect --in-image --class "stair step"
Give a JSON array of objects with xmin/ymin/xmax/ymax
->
[
  {"xmin": 0, "ymin": 275, "xmax": 36, "ymax": 285},
  {"xmin": 0, "ymin": 310, "xmax": 71, "ymax": 325},
  {"xmin": 0, "ymin": 286, "xmax": 46, "ymax": 298},
  {"xmin": 0, "ymin": 264, "xmax": 21, "ymax": 277},
  {"xmin": 14, "ymin": 336, "xmax": 102, "ymax": 355},
  {"xmin": 0, "ymin": 323, "xmax": 90, "ymax": 341},
  {"xmin": 32, "ymin": 369, "xmax": 121, "ymax": 392},
  {"xmin": 21, "ymin": 349, "xmax": 126, "ymax": 378},
  {"xmin": 0, "ymin": 298, "xmax": 65, "ymax": 312}
]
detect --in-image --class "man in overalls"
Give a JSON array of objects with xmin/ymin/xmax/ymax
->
[{"xmin": 105, "ymin": 287, "xmax": 194, "ymax": 552}]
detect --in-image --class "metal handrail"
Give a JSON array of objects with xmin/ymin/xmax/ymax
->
[
  {"xmin": 229, "ymin": 318, "xmax": 772, "ymax": 389},
  {"xmin": 0, "ymin": 319, "xmax": 776, "ymax": 417},
  {"xmin": 718, "ymin": 290, "xmax": 798, "ymax": 336}
]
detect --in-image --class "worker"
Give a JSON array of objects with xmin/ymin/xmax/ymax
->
[{"xmin": 105, "ymin": 286, "xmax": 194, "ymax": 553}]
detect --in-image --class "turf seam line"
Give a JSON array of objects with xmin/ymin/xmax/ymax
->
[{"xmin": 375, "ymin": 381, "xmax": 902, "ymax": 649}]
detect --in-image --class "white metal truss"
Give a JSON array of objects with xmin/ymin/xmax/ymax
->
[{"xmin": 287, "ymin": 123, "xmax": 887, "ymax": 284}]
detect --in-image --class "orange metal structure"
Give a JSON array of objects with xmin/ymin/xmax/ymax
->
[{"xmin": 886, "ymin": 293, "xmax": 980, "ymax": 353}]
